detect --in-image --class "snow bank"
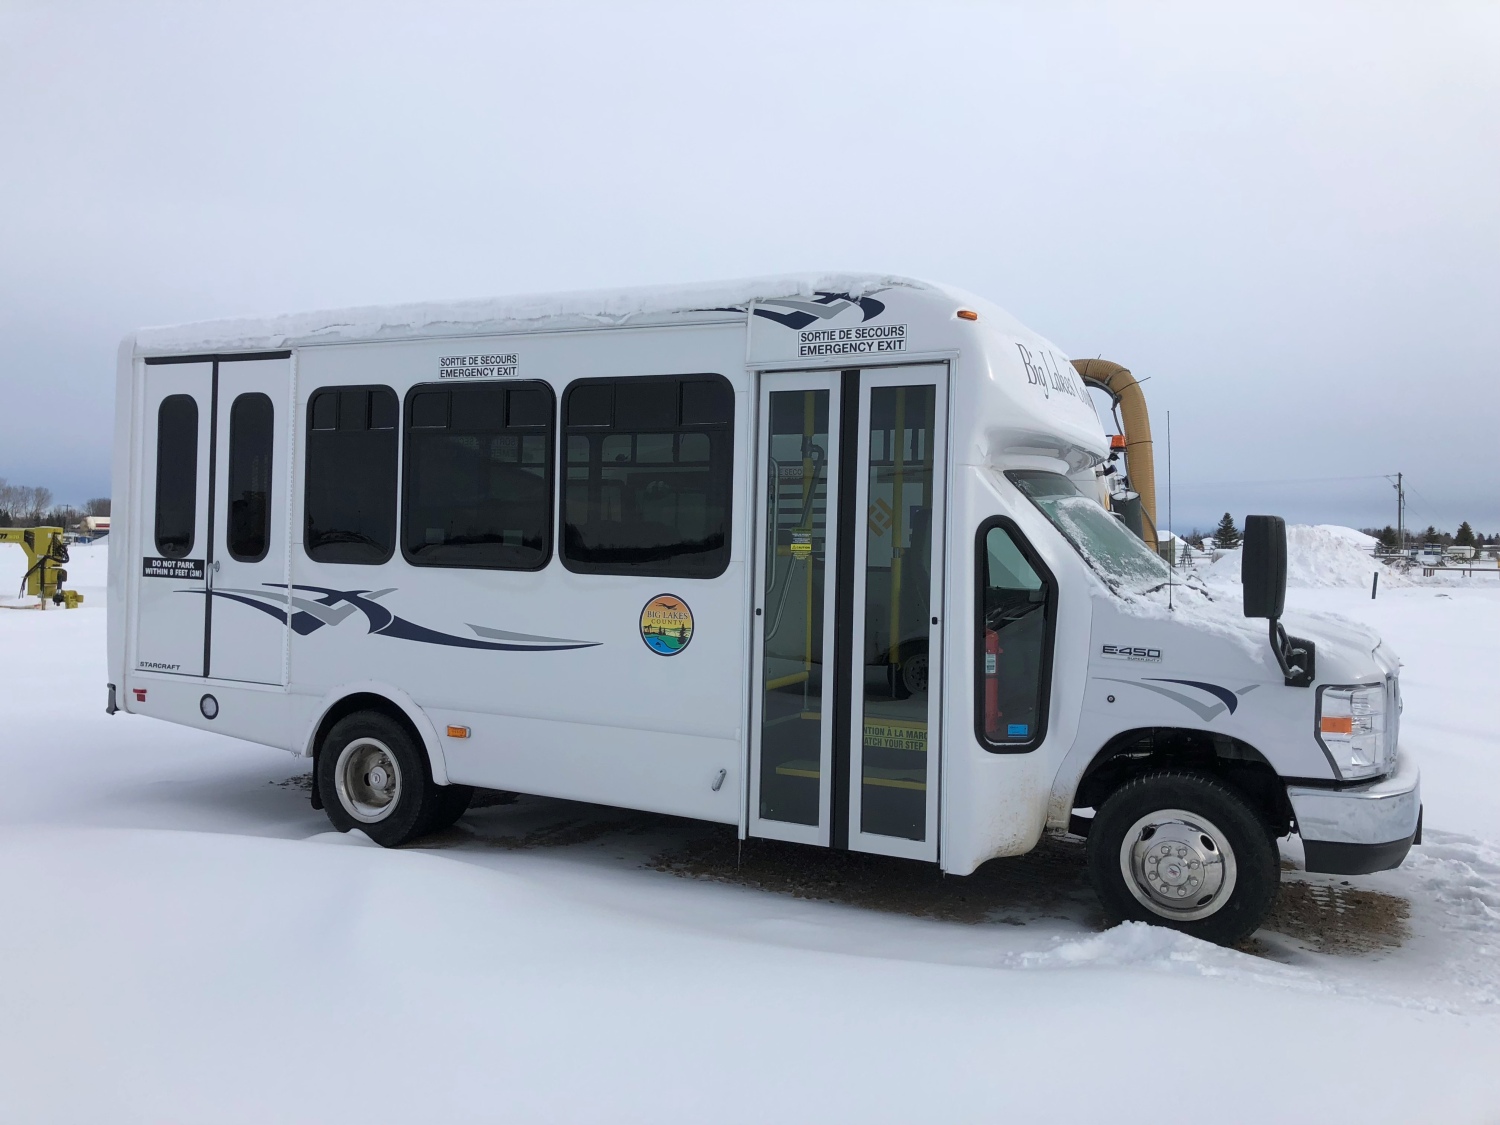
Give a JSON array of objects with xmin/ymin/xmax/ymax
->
[
  {"xmin": 1206, "ymin": 525, "xmax": 1410, "ymax": 590},
  {"xmin": 1011, "ymin": 921, "xmax": 1321, "ymax": 990},
  {"xmin": 1315, "ymin": 524, "xmax": 1380, "ymax": 548}
]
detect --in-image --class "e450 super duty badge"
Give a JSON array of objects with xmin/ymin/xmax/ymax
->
[{"xmin": 1101, "ymin": 644, "xmax": 1161, "ymax": 662}]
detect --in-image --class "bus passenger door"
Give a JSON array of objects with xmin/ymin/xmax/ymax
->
[
  {"xmin": 133, "ymin": 362, "xmax": 212, "ymax": 678},
  {"xmin": 844, "ymin": 366, "xmax": 947, "ymax": 862},
  {"xmin": 749, "ymin": 364, "xmax": 947, "ymax": 863},
  {"xmin": 749, "ymin": 372, "xmax": 842, "ymax": 846},
  {"xmin": 208, "ymin": 356, "xmax": 292, "ymax": 684}
]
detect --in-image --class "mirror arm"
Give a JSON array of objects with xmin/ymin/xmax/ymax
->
[{"xmin": 1270, "ymin": 618, "xmax": 1316, "ymax": 688}]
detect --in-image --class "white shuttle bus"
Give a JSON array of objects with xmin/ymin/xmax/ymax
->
[{"xmin": 108, "ymin": 274, "xmax": 1421, "ymax": 944}]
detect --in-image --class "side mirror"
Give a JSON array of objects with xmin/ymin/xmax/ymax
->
[
  {"xmin": 1241, "ymin": 514, "xmax": 1315, "ymax": 687},
  {"xmin": 1242, "ymin": 515, "xmax": 1287, "ymax": 620},
  {"xmin": 1111, "ymin": 491, "xmax": 1147, "ymax": 543}
]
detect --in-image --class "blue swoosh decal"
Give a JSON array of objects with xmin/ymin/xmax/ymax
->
[
  {"xmin": 1146, "ymin": 678, "xmax": 1240, "ymax": 715},
  {"xmin": 191, "ymin": 584, "xmax": 599, "ymax": 652}
]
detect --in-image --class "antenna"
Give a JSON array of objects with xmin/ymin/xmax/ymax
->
[{"xmin": 1167, "ymin": 409, "xmax": 1174, "ymax": 611}]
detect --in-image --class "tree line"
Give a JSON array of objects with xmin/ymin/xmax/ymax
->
[
  {"xmin": 1359, "ymin": 523, "xmax": 1494, "ymax": 549},
  {"xmin": 0, "ymin": 480, "xmax": 110, "ymax": 528},
  {"xmin": 1178, "ymin": 514, "xmax": 1495, "ymax": 551}
]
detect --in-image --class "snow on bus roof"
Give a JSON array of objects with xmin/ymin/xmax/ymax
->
[{"xmin": 131, "ymin": 272, "xmax": 1012, "ymax": 356}]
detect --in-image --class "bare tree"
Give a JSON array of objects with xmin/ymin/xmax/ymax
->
[
  {"xmin": 9, "ymin": 486, "xmax": 36, "ymax": 524},
  {"xmin": 27, "ymin": 487, "xmax": 53, "ymax": 524},
  {"xmin": 84, "ymin": 497, "xmax": 111, "ymax": 517}
]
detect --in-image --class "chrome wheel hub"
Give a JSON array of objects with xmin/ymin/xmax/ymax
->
[
  {"xmin": 1119, "ymin": 808, "xmax": 1238, "ymax": 922},
  {"xmin": 334, "ymin": 737, "xmax": 402, "ymax": 824}
]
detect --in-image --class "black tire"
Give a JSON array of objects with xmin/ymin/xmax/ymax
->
[
  {"xmin": 1086, "ymin": 770, "xmax": 1279, "ymax": 946},
  {"xmin": 317, "ymin": 711, "xmax": 440, "ymax": 848},
  {"xmin": 886, "ymin": 644, "xmax": 929, "ymax": 701},
  {"xmin": 900, "ymin": 648, "xmax": 930, "ymax": 697},
  {"xmin": 423, "ymin": 783, "xmax": 474, "ymax": 835}
]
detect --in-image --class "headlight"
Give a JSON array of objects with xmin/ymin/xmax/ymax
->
[{"xmin": 1316, "ymin": 681, "xmax": 1395, "ymax": 781}]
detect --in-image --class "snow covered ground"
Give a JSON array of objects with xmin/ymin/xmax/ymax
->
[{"xmin": 2, "ymin": 537, "xmax": 1500, "ymax": 1123}]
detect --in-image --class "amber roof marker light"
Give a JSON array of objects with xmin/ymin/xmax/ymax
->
[{"xmin": 956, "ymin": 309, "xmax": 979, "ymax": 321}]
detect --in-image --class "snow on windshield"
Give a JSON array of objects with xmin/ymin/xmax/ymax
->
[{"xmin": 1008, "ymin": 471, "xmax": 1171, "ymax": 595}]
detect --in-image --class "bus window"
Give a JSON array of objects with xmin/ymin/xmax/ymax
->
[
  {"xmin": 226, "ymin": 392, "xmax": 274, "ymax": 562},
  {"xmin": 154, "ymin": 394, "xmax": 198, "ymax": 559},
  {"xmin": 976, "ymin": 520, "xmax": 1054, "ymax": 750},
  {"xmin": 561, "ymin": 375, "xmax": 733, "ymax": 578},
  {"xmin": 401, "ymin": 381, "xmax": 554, "ymax": 570},
  {"xmin": 304, "ymin": 386, "xmax": 398, "ymax": 564}
]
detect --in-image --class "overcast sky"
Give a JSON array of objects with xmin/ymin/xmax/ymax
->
[{"xmin": 2, "ymin": 1, "xmax": 1496, "ymax": 533}]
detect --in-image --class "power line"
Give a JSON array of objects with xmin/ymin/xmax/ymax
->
[{"xmin": 1403, "ymin": 483, "xmax": 1461, "ymax": 531}]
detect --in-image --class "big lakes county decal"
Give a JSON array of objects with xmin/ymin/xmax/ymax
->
[{"xmin": 640, "ymin": 594, "xmax": 694, "ymax": 656}]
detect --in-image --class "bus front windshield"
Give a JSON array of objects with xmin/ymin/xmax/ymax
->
[{"xmin": 1007, "ymin": 470, "xmax": 1171, "ymax": 596}]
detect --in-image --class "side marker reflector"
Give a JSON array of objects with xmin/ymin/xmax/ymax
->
[
  {"xmin": 956, "ymin": 309, "xmax": 979, "ymax": 321},
  {"xmin": 446, "ymin": 725, "xmax": 471, "ymax": 738},
  {"xmin": 1320, "ymin": 716, "xmax": 1353, "ymax": 735}
]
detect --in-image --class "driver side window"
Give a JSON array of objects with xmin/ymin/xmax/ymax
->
[{"xmin": 976, "ymin": 521, "xmax": 1054, "ymax": 751}]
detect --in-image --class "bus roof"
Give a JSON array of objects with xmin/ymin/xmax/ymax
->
[{"xmin": 130, "ymin": 272, "xmax": 1035, "ymax": 357}]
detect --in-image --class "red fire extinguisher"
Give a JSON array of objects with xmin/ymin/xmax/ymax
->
[{"xmin": 984, "ymin": 628, "xmax": 1001, "ymax": 738}]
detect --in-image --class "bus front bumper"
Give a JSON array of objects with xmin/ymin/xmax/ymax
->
[{"xmin": 1287, "ymin": 753, "xmax": 1422, "ymax": 876}]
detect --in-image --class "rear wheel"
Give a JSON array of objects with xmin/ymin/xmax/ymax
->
[
  {"xmin": 318, "ymin": 712, "xmax": 439, "ymax": 847},
  {"xmin": 1086, "ymin": 771, "xmax": 1279, "ymax": 946}
]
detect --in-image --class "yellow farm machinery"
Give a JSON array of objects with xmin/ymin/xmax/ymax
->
[{"xmin": 0, "ymin": 527, "xmax": 84, "ymax": 608}]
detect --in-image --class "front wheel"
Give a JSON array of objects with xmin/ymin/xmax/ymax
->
[
  {"xmin": 1086, "ymin": 771, "xmax": 1279, "ymax": 946},
  {"xmin": 886, "ymin": 645, "xmax": 929, "ymax": 700}
]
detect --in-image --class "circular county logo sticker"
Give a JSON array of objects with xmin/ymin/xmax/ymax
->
[{"xmin": 640, "ymin": 594, "xmax": 693, "ymax": 656}]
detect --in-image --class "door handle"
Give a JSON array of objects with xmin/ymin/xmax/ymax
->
[{"xmin": 212, "ymin": 560, "xmax": 221, "ymax": 574}]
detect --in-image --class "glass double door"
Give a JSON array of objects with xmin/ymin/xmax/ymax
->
[{"xmin": 749, "ymin": 365, "xmax": 947, "ymax": 861}]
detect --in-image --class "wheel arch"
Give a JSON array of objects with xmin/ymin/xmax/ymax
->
[
  {"xmin": 299, "ymin": 681, "xmax": 451, "ymax": 785},
  {"xmin": 1066, "ymin": 726, "xmax": 1292, "ymax": 836}
]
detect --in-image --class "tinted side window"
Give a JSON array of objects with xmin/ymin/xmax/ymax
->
[
  {"xmin": 154, "ymin": 394, "xmax": 198, "ymax": 559},
  {"xmin": 227, "ymin": 392, "xmax": 274, "ymax": 562},
  {"xmin": 562, "ymin": 375, "xmax": 733, "ymax": 578},
  {"xmin": 976, "ymin": 521, "xmax": 1053, "ymax": 751},
  {"xmin": 402, "ymin": 381, "xmax": 554, "ymax": 570},
  {"xmin": 305, "ymin": 386, "xmax": 398, "ymax": 564}
]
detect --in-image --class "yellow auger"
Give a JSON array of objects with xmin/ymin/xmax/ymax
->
[{"xmin": 0, "ymin": 527, "xmax": 84, "ymax": 608}]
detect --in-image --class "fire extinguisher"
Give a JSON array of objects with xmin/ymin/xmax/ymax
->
[{"xmin": 984, "ymin": 628, "xmax": 1001, "ymax": 738}]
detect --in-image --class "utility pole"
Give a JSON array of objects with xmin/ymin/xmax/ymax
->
[{"xmin": 1393, "ymin": 472, "xmax": 1405, "ymax": 551}]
